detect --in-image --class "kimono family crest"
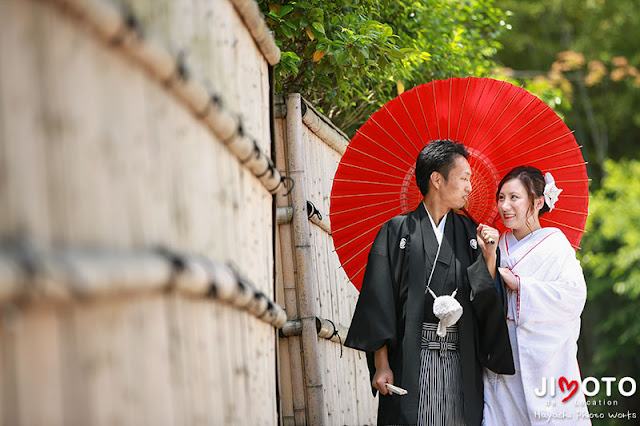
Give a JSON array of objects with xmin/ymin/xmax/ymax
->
[{"xmin": 399, "ymin": 237, "xmax": 407, "ymax": 249}]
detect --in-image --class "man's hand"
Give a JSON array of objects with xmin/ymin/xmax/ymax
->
[
  {"xmin": 372, "ymin": 366, "xmax": 394, "ymax": 395},
  {"xmin": 476, "ymin": 224, "xmax": 499, "ymax": 279},
  {"xmin": 373, "ymin": 346, "xmax": 394, "ymax": 395}
]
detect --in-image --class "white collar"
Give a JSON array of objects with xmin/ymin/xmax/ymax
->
[{"xmin": 423, "ymin": 202, "xmax": 447, "ymax": 245}]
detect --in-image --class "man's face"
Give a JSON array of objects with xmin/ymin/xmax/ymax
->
[{"xmin": 439, "ymin": 156, "xmax": 472, "ymax": 210}]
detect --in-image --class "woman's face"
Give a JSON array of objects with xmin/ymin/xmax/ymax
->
[{"xmin": 497, "ymin": 178, "xmax": 538, "ymax": 232}]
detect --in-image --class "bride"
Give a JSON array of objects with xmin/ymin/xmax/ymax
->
[{"xmin": 482, "ymin": 166, "xmax": 591, "ymax": 425}]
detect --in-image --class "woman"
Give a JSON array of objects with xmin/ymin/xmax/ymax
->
[{"xmin": 483, "ymin": 166, "xmax": 590, "ymax": 425}]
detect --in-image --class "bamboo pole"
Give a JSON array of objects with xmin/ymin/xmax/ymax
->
[
  {"xmin": 301, "ymin": 98, "xmax": 349, "ymax": 155},
  {"xmin": 0, "ymin": 243, "xmax": 286, "ymax": 328},
  {"xmin": 228, "ymin": 0, "xmax": 281, "ymax": 66},
  {"xmin": 279, "ymin": 319, "xmax": 303, "ymax": 337},
  {"xmin": 277, "ymin": 207, "xmax": 294, "ymax": 225},
  {"xmin": 274, "ymin": 118, "xmax": 308, "ymax": 426},
  {"xmin": 306, "ymin": 201, "xmax": 332, "ymax": 234},
  {"xmin": 285, "ymin": 93, "xmax": 328, "ymax": 425},
  {"xmin": 275, "ymin": 234, "xmax": 296, "ymax": 426},
  {"xmin": 275, "ymin": 95, "xmax": 350, "ymax": 155},
  {"xmin": 280, "ymin": 317, "xmax": 348, "ymax": 345},
  {"xmin": 308, "ymin": 214, "xmax": 331, "ymax": 234},
  {"xmin": 316, "ymin": 317, "xmax": 349, "ymax": 344},
  {"xmin": 278, "ymin": 202, "xmax": 331, "ymax": 234}
]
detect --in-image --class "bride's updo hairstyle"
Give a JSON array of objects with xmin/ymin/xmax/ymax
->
[{"xmin": 496, "ymin": 166, "xmax": 550, "ymax": 217}]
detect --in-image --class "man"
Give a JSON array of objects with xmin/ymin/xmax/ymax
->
[{"xmin": 345, "ymin": 139, "xmax": 514, "ymax": 425}]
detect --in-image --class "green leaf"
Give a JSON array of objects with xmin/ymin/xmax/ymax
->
[
  {"xmin": 310, "ymin": 8, "xmax": 324, "ymax": 20},
  {"xmin": 281, "ymin": 51, "xmax": 302, "ymax": 62},
  {"xmin": 335, "ymin": 50, "xmax": 349, "ymax": 65},
  {"xmin": 312, "ymin": 22, "xmax": 326, "ymax": 35},
  {"xmin": 281, "ymin": 26, "xmax": 294, "ymax": 39},
  {"xmin": 279, "ymin": 5, "xmax": 294, "ymax": 17},
  {"xmin": 387, "ymin": 49, "xmax": 405, "ymax": 59}
]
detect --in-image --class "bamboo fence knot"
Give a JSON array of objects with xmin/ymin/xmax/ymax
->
[
  {"xmin": 305, "ymin": 201, "xmax": 331, "ymax": 234},
  {"xmin": 306, "ymin": 201, "xmax": 322, "ymax": 221},
  {"xmin": 280, "ymin": 317, "xmax": 349, "ymax": 349},
  {"xmin": 154, "ymin": 246, "xmax": 187, "ymax": 293},
  {"xmin": 323, "ymin": 318, "xmax": 343, "ymax": 358},
  {"xmin": 0, "ymin": 242, "xmax": 287, "ymax": 328},
  {"xmin": 239, "ymin": 138, "xmax": 262, "ymax": 165}
]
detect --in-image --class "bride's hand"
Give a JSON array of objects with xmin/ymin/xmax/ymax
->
[{"xmin": 498, "ymin": 267, "xmax": 519, "ymax": 291}]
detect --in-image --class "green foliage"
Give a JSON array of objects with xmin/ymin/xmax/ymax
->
[
  {"xmin": 579, "ymin": 159, "xmax": 640, "ymax": 417},
  {"xmin": 259, "ymin": 0, "xmax": 508, "ymax": 135},
  {"xmin": 582, "ymin": 159, "xmax": 640, "ymax": 303},
  {"xmin": 492, "ymin": 69, "xmax": 572, "ymax": 116},
  {"xmin": 493, "ymin": 0, "xmax": 640, "ymax": 183},
  {"xmin": 583, "ymin": 160, "xmax": 640, "ymax": 292}
]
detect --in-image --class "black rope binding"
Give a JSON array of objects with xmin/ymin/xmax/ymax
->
[
  {"xmin": 123, "ymin": 9, "xmax": 141, "ymax": 34},
  {"xmin": 256, "ymin": 156, "xmax": 276, "ymax": 179},
  {"xmin": 280, "ymin": 175, "xmax": 295, "ymax": 196},
  {"xmin": 325, "ymin": 318, "xmax": 343, "ymax": 358},
  {"xmin": 239, "ymin": 138, "xmax": 261, "ymax": 165},
  {"xmin": 176, "ymin": 50, "xmax": 190, "ymax": 80},
  {"xmin": 306, "ymin": 200, "xmax": 322, "ymax": 220},
  {"xmin": 153, "ymin": 246, "xmax": 186, "ymax": 293},
  {"xmin": 222, "ymin": 119, "xmax": 243, "ymax": 146}
]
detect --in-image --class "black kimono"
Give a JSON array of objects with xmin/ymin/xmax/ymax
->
[{"xmin": 345, "ymin": 205, "xmax": 514, "ymax": 425}]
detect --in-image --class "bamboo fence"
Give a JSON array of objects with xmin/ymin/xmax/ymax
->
[
  {"xmin": 0, "ymin": 0, "xmax": 378, "ymax": 425},
  {"xmin": 0, "ymin": 0, "xmax": 282, "ymax": 424},
  {"xmin": 275, "ymin": 95, "xmax": 377, "ymax": 426}
]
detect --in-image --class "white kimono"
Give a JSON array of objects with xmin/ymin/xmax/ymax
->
[{"xmin": 483, "ymin": 227, "xmax": 591, "ymax": 425}]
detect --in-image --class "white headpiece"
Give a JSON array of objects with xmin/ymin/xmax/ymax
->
[{"xmin": 543, "ymin": 172, "xmax": 563, "ymax": 211}]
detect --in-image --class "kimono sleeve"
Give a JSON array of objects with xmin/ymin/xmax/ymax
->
[
  {"xmin": 344, "ymin": 222, "xmax": 398, "ymax": 354},
  {"xmin": 516, "ymin": 234, "xmax": 587, "ymax": 326},
  {"xmin": 468, "ymin": 251, "xmax": 515, "ymax": 375}
]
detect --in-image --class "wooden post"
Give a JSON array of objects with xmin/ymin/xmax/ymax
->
[
  {"xmin": 285, "ymin": 93, "xmax": 328, "ymax": 425},
  {"xmin": 274, "ymin": 115, "xmax": 307, "ymax": 425}
]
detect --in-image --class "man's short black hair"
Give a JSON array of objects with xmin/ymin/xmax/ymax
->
[{"xmin": 415, "ymin": 139, "xmax": 469, "ymax": 196}]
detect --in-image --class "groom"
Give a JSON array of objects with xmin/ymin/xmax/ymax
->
[{"xmin": 345, "ymin": 139, "xmax": 514, "ymax": 425}]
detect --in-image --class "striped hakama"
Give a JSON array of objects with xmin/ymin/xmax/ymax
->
[{"xmin": 417, "ymin": 322, "xmax": 465, "ymax": 426}]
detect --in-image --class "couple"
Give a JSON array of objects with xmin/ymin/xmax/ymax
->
[{"xmin": 345, "ymin": 139, "xmax": 590, "ymax": 425}]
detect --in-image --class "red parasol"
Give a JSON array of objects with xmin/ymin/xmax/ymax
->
[{"xmin": 330, "ymin": 77, "xmax": 589, "ymax": 291}]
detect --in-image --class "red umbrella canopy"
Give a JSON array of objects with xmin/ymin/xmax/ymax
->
[{"xmin": 330, "ymin": 77, "xmax": 589, "ymax": 291}]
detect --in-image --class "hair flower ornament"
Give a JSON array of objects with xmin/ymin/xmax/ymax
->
[{"xmin": 543, "ymin": 172, "xmax": 563, "ymax": 211}]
